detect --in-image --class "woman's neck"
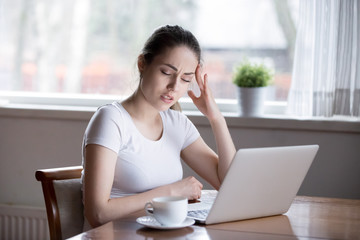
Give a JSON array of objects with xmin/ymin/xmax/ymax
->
[
  {"xmin": 122, "ymin": 89, "xmax": 164, "ymax": 141},
  {"xmin": 122, "ymin": 89, "xmax": 159, "ymax": 122}
]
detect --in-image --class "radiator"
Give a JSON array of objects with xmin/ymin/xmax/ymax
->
[{"xmin": 0, "ymin": 204, "xmax": 49, "ymax": 240}]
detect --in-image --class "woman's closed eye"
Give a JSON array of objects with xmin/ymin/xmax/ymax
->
[
  {"xmin": 161, "ymin": 69, "xmax": 192, "ymax": 83},
  {"xmin": 161, "ymin": 70, "xmax": 171, "ymax": 76},
  {"xmin": 181, "ymin": 77, "xmax": 192, "ymax": 83},
  {"xmin": 181, "ymin": 73, "xmax": 194, "ymax": 83}
]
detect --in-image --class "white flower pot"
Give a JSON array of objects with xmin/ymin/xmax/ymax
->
[{"xmin": 237, "ymin": 87, "xmax": 267, "ymax": 117}]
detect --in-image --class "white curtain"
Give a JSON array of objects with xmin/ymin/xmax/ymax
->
[{"xmin": 287, "ymin": 0, "xmax": 360, "ymax": 117}]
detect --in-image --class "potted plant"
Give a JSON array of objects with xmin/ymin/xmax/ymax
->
[{"xmin": 232, "ymin": 59, "xmax": 273, "ymax": 116}]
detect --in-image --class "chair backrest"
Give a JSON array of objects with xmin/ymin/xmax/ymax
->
[{"xmin": 35, "ymin": 166, "xmax": 84, "ymax": 240}]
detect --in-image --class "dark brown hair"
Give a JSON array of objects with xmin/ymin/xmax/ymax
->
[{"xmin": 140, "ymin": 25, "xmax": 201, "ymax": 111}]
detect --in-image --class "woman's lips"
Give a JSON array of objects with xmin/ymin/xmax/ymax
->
[{"xmin": 161, "ymin": 94, "xmax": 174, "ymax": 104}]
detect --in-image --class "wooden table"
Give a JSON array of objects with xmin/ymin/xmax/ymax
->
[{"xmin": 69, "ymin": 196, "xmax": 360, "ymax": 240}]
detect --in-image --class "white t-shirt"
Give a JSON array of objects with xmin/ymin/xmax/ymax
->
[{"xmin": 82, "ymin": 102, "xmax": 200, "ymax": 198}]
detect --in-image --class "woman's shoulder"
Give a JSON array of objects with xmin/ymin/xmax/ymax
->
[
  {"xmin": 89, "ymin": 102, "xmax": 128, "ymax": 126},
  {"xmin": 162, "ymin": 109, "xmax": 199, "ymax": 146},
  {"xmin": 84, "ymin": 102, "xmax": 125, "ymax": 152},
  {"xmin": 95, "ymin": 101, "xmax": 124, "ymax": 116}
]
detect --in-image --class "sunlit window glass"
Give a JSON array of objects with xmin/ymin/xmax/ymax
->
[{"xmin": 0, "ymin": 0, "xmax": 298, "ymax": 102}]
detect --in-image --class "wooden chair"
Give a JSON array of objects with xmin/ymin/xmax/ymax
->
[{"xmin": 35, "ymin": 166, "xmax": 84, "ymax": 240}]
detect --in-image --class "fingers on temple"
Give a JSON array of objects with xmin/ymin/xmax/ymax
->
[
  {"xmin": 195, "ymin": 65, "xmax": 204, "ymax": 90},
  {"xmin": 204, "ymin": 74, "xmax": 208, "ymax": 91}
]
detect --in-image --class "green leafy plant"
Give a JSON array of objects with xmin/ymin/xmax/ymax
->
[{"xmin": 232, "ymin": 59, "xmax": 273, "ymax": 88}]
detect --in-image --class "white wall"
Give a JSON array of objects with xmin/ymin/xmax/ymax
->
[{"xmin": 0, "ymin": 108, "xmax": 359, "ymax": 209}]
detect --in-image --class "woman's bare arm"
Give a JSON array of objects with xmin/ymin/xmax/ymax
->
[
  {"xmin": 180, "ymin": 115, "xmax": 235, "ymax": 190},
  {"xmin": 185, "ymin": 65, "xmax": 236, "ymax": 187},
  {"xmin": 83, "ymin": 144, "xmax": 203, "ymax": 227}
]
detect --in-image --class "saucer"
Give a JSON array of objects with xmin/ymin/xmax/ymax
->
[{"xmin": 136, "ymin": 216, "xmax": 195, "ymax": 230}]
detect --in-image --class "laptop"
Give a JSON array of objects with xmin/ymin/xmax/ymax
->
[{"xmin": 187, "ymin": 145, "xmax": 319, "ymax": 224}]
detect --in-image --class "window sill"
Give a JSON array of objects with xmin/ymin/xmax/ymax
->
[
  {"xmin": 0, "ymin": 103, "xmax": 359, "ymax": 133},
  {"xmin": 186, "ymin": 111, "xmax": 360, "ymax": 133}
]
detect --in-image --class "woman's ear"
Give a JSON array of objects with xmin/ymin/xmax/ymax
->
[{"xmin": 137, "ymin": 55, "xmax": 146, "ymax": 74}]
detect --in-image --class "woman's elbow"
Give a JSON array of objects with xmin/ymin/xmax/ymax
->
[{"xmin": 84, "ymin": 205, "xmax": 108, "ymax": 228}]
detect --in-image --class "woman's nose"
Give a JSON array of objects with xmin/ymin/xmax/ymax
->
[{"xmin": 167, "ymin": 76, "xmax": 179, "ymax": 91}]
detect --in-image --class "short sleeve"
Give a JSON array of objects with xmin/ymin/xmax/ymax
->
[
  {"xmin": 180, "ymin": 114, "xmax": 200, "ymax": 150},
  {"xmin": 84, "ymin": 105, "xmax": 122, "ymax": 154}
]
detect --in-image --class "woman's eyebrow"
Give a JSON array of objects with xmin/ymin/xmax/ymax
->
[
  {"xmin": 184, "ymin": 72, "xmax": 195, "ymax": 76},
  {"xmin": 164, "ymin": 63, "xmax": 178, "ymax": 71},
  {"xmin": 163, "ymin": 63, "xmax": 195, "ymax": 75}
]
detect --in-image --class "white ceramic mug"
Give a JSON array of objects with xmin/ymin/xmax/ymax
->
[{"xmin": 144, "ymin": 196, "xmax": 188, "ymax": 226}]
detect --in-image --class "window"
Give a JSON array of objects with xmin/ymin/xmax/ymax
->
[{"xmin": 0, "ymin": 0, "xmax": 298, "ymax": 110}]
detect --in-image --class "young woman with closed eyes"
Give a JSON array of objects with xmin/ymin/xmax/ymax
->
[{"xmin": 81, "ymin": 25, "xmax": 236, "ymax": 228}]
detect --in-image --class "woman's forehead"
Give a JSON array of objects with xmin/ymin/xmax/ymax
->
[{"xmin": 153, "ymin": 46, "xmax": 198, "ymax": 69}]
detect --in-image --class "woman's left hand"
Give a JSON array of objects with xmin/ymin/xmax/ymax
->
[{"xmin": 188, "ymin": 64, "xmax": 221, "ymax": 122}]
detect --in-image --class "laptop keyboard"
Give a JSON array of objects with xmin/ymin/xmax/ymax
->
[
  {"xmin": 187, "ymin": 190, "xmax": 218, "ymax": 221},
  {"xmin": 188, "ymin": 209, "xmax": 210, "ymax": 220}
]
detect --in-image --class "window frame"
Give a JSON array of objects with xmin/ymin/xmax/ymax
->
[
  {"xmin": 1, "ymin": 92, "xmax": 359, "ymax": 135},
  {"xmin": 0, "ymin": 91, "xmax": 287, "ymax": 116}
]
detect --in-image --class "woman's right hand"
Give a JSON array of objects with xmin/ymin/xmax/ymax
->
[{"xmin": 170, "ymin": 176, "xmax": 203, "ymax": 200}]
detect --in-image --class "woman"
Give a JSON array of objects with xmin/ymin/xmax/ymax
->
[{"xmin": 82, "ymin": 25, "xmax": 236, "ymax": 228}]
